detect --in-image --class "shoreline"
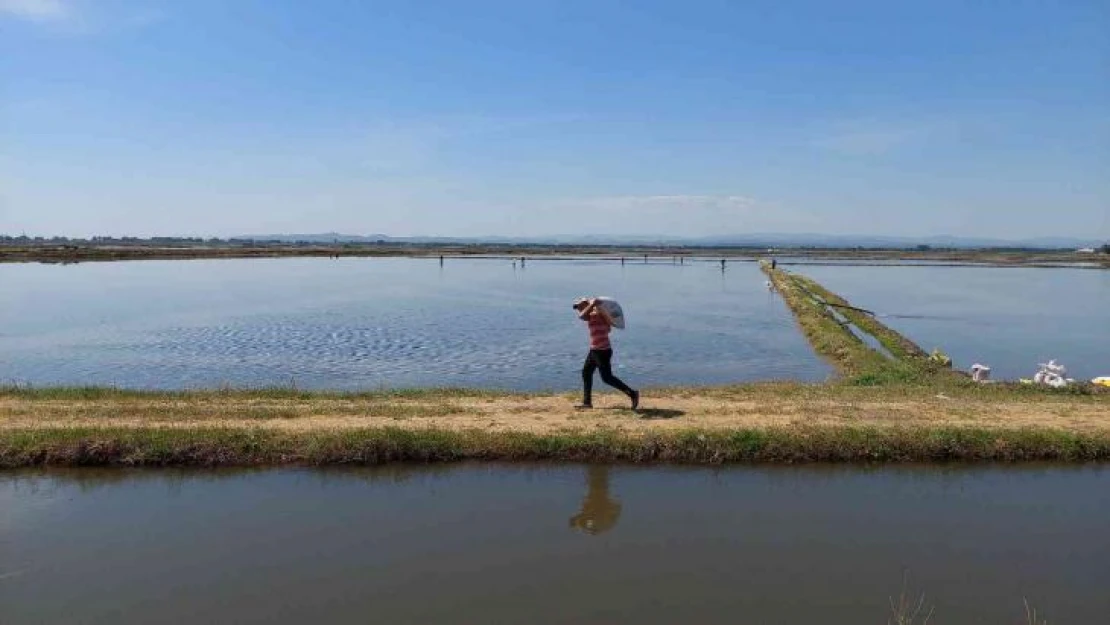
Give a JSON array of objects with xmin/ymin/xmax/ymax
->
[{"xmin": 2, "ymin": 243, "xmax": 1107, "ymax": 268}]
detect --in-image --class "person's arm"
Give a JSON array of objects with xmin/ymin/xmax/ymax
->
[{"xmin": 577, "ymin": 298, "xmax": 600, "ymax": 320}]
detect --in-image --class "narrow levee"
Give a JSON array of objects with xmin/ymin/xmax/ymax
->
[{"xmin": 761, "ymin": 262, "xmax": 961, "ymax": 385}]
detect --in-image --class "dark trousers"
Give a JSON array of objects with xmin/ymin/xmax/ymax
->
[{"xmin": 582, "ymin": 348, "xmax": 634, "ymax": 404}]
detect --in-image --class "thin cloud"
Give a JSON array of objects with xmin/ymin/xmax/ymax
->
[
  {"xmin": 345, "ymin": 114, "xmax": 586, "ymax": 176},
  {"xmin": 574, "ymin": 195, "xmax": 760, "ymax": 212},
  {"xmin": 118, "ymin": 6, "xmax": 166, "ymax": 29},
  {"xmin": 533, "ymin": 194, "xmax": 819, "ymax": 237},
  {"xmin": 811, "ymin": 119, "xmax": 938, "ymax": 156},
  {"xmin": 0, "ymin": 0, "xmax": 70, "ymax": 21},
  {"xmin": 0, "ymin": 0, "xmax": 168, "ymax": 32},
  {"xmin": 814, "ymin": 127, "xmax": 919, "ymax": 156}
]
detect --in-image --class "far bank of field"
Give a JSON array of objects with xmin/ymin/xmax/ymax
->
[{"xmin": 2, "ymin": 242, "xmax": 1107, "ymax": 268}]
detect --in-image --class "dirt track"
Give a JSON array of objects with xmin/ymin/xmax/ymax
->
[{"xmin": 4, "ymin": 389, "xmax": 1108, "ymax": 434}]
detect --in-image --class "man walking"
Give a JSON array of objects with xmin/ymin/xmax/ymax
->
[{"xmin": 573, "ymin": 298, "xmax": 639, "ymax": 410}]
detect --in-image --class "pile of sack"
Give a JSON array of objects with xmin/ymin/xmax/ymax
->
[{"xmin": 1026, "ymin": 360, "xmax": 1074, "ymax": 388}]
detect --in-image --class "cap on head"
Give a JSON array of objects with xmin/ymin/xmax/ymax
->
[{"xmin": 573, "ymin": 297, "xmax": 589, "ymax": 310}]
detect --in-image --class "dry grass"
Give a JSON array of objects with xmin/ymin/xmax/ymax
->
[
  {"xmin": 2, "ymin": 385, "xmax": 1107, "ymax": 434},
  {"xmin": 886, "ymin": 574, "xmax": 1055, "ymax": 625},
  {"xmin": 888, "ymin": 574, "xmax": 934, "ymax": 625},
  {"xmin": 1, "ymin": 383, "xmax": 1108, "ymax": 466},
  {"xmin": 1024, "ymin": 599, "xmax": 1050, "ymax": 625}
]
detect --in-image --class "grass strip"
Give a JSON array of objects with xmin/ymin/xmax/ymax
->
[
  {"xmin": 791, "ymin": 273, "xmax": 933, "ymax": 363},
  {"xmin": 3, "ymin": 425, "xmax": 1108, "ymax": 468},
  {"xmin": 763, "ymin": 263, "xmax": 889, "ymax": 375},
  {"xmin": 763, "ymin": 263, "xmax": 978, "ymax": 387}
]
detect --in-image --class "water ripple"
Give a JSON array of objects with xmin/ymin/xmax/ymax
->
[{"xmin": 1, "ymin": 259, "xmax": 830, "ymax": 390}]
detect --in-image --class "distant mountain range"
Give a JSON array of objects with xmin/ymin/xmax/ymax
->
[{"xmin": 237, "ymin": 232, "xmax": 1106, "ymax": 250}]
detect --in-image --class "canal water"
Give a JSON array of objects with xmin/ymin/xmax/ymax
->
[{"xmin": 2, "ymin": 464, "xmax": 1107, "ymax": 624}]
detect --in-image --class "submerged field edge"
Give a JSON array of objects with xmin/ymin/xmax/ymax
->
[{"xmin": 3, "ymin": 425, "xmax": 1109, "ymax": 467}]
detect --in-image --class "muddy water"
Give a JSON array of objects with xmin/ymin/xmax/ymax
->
[{"xmin": 2, "ymin": 464, "xmax": 1108, "ymax": 624}]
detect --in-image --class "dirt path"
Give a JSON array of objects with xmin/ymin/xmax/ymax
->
[{"xmin": 3, "ymin": 390, "xmax": 1107, "ymax": 433}]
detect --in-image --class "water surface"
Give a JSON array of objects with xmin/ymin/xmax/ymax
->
[
  {"xmin": 0, "ymin": 258, "xmax": 827, "ymax": 390},
  {"xmin": 2, "ymin": 465, "xmax": 1107, "ymax": 624},
  {"xmin": 799, "ymin": 265, "xmax": 1110, "ymax": 381}
]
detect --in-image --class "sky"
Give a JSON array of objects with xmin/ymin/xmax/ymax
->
[{"xmin": 1, "ymin": 0, "xmax": 1107, "ymax": 240}]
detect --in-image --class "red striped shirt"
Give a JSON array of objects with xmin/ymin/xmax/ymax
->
[{"xmin": 586, "ymin": 313, "xmax": 611, "ymax": 349}]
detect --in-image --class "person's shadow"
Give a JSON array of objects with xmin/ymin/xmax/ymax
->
[
  {"xmin": 569, "ymin": 466, "xmax": 622, "ymax": 536},
  {"xmin": 600, "ymin": 407, "xmax": 685, "ymax": 420},
  {"xmin": 634, "ymin": 407, "xmax": 685, "ymax": 420}
]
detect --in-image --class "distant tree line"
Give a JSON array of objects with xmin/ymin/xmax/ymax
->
[
  {"xmin": 0, "ymin": 235, "xmax": 306, "ymax": 247},
  {"xmin": 0, "ymin": 235, "xmax": 218, "ymax": 245},
  {"xmin": 2, "ymin": 234, "xmax": 1109, "ymax": 253}
]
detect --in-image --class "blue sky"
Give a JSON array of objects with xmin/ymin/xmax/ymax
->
[{"xmin": 2, "ymin": 0, "xmax": 1107, "ymax": 239}]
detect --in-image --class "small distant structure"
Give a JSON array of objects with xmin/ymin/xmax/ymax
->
[{"xmin": 1076, "ymin": 247, "xmax": 1096, "ymax": 254}]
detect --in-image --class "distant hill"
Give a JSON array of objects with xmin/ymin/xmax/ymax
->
[
  {"xmin": 236, "ymin": 232, "xmax": 1105, "ymax": 250},
  {"xmin": 687, "ymin": 233, "xmax": 1105, "ymax": 249},
  {"xmin": 236, "ymin": 232, "xmax": 393, "ymax": 244}
]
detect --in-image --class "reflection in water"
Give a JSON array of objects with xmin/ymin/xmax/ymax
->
[
  {"xmin": 569, "ymin": 466, "xmax": 622, "ymax": 535},
  {"xmin": 4, "ymin": 465, "xmax": 1110, "ymax": 624}
]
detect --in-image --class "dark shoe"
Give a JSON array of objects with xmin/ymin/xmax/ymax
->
[
  {"xmin": 630, "ymin": 390, "xmax": 640, "ymax": 410},
  {"xmin": 575, "ymin": 402, "xmax": 593, "ymax": 410}
]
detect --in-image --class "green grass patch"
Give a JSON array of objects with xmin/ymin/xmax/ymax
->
[
  {"xmin": 763, "ymin": 264, "xmax": 887, "ymax": 375},
  {"xmin": 3, "ymin": 425, "xmax": 1108, "ymax": 468},
  {"xmin": 763, "ymin": 263, "xmax": 980, "ymax": 388},
  {"xmin": 792, "ymin": 273, "xmax": 932, "ymax": 362}
]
